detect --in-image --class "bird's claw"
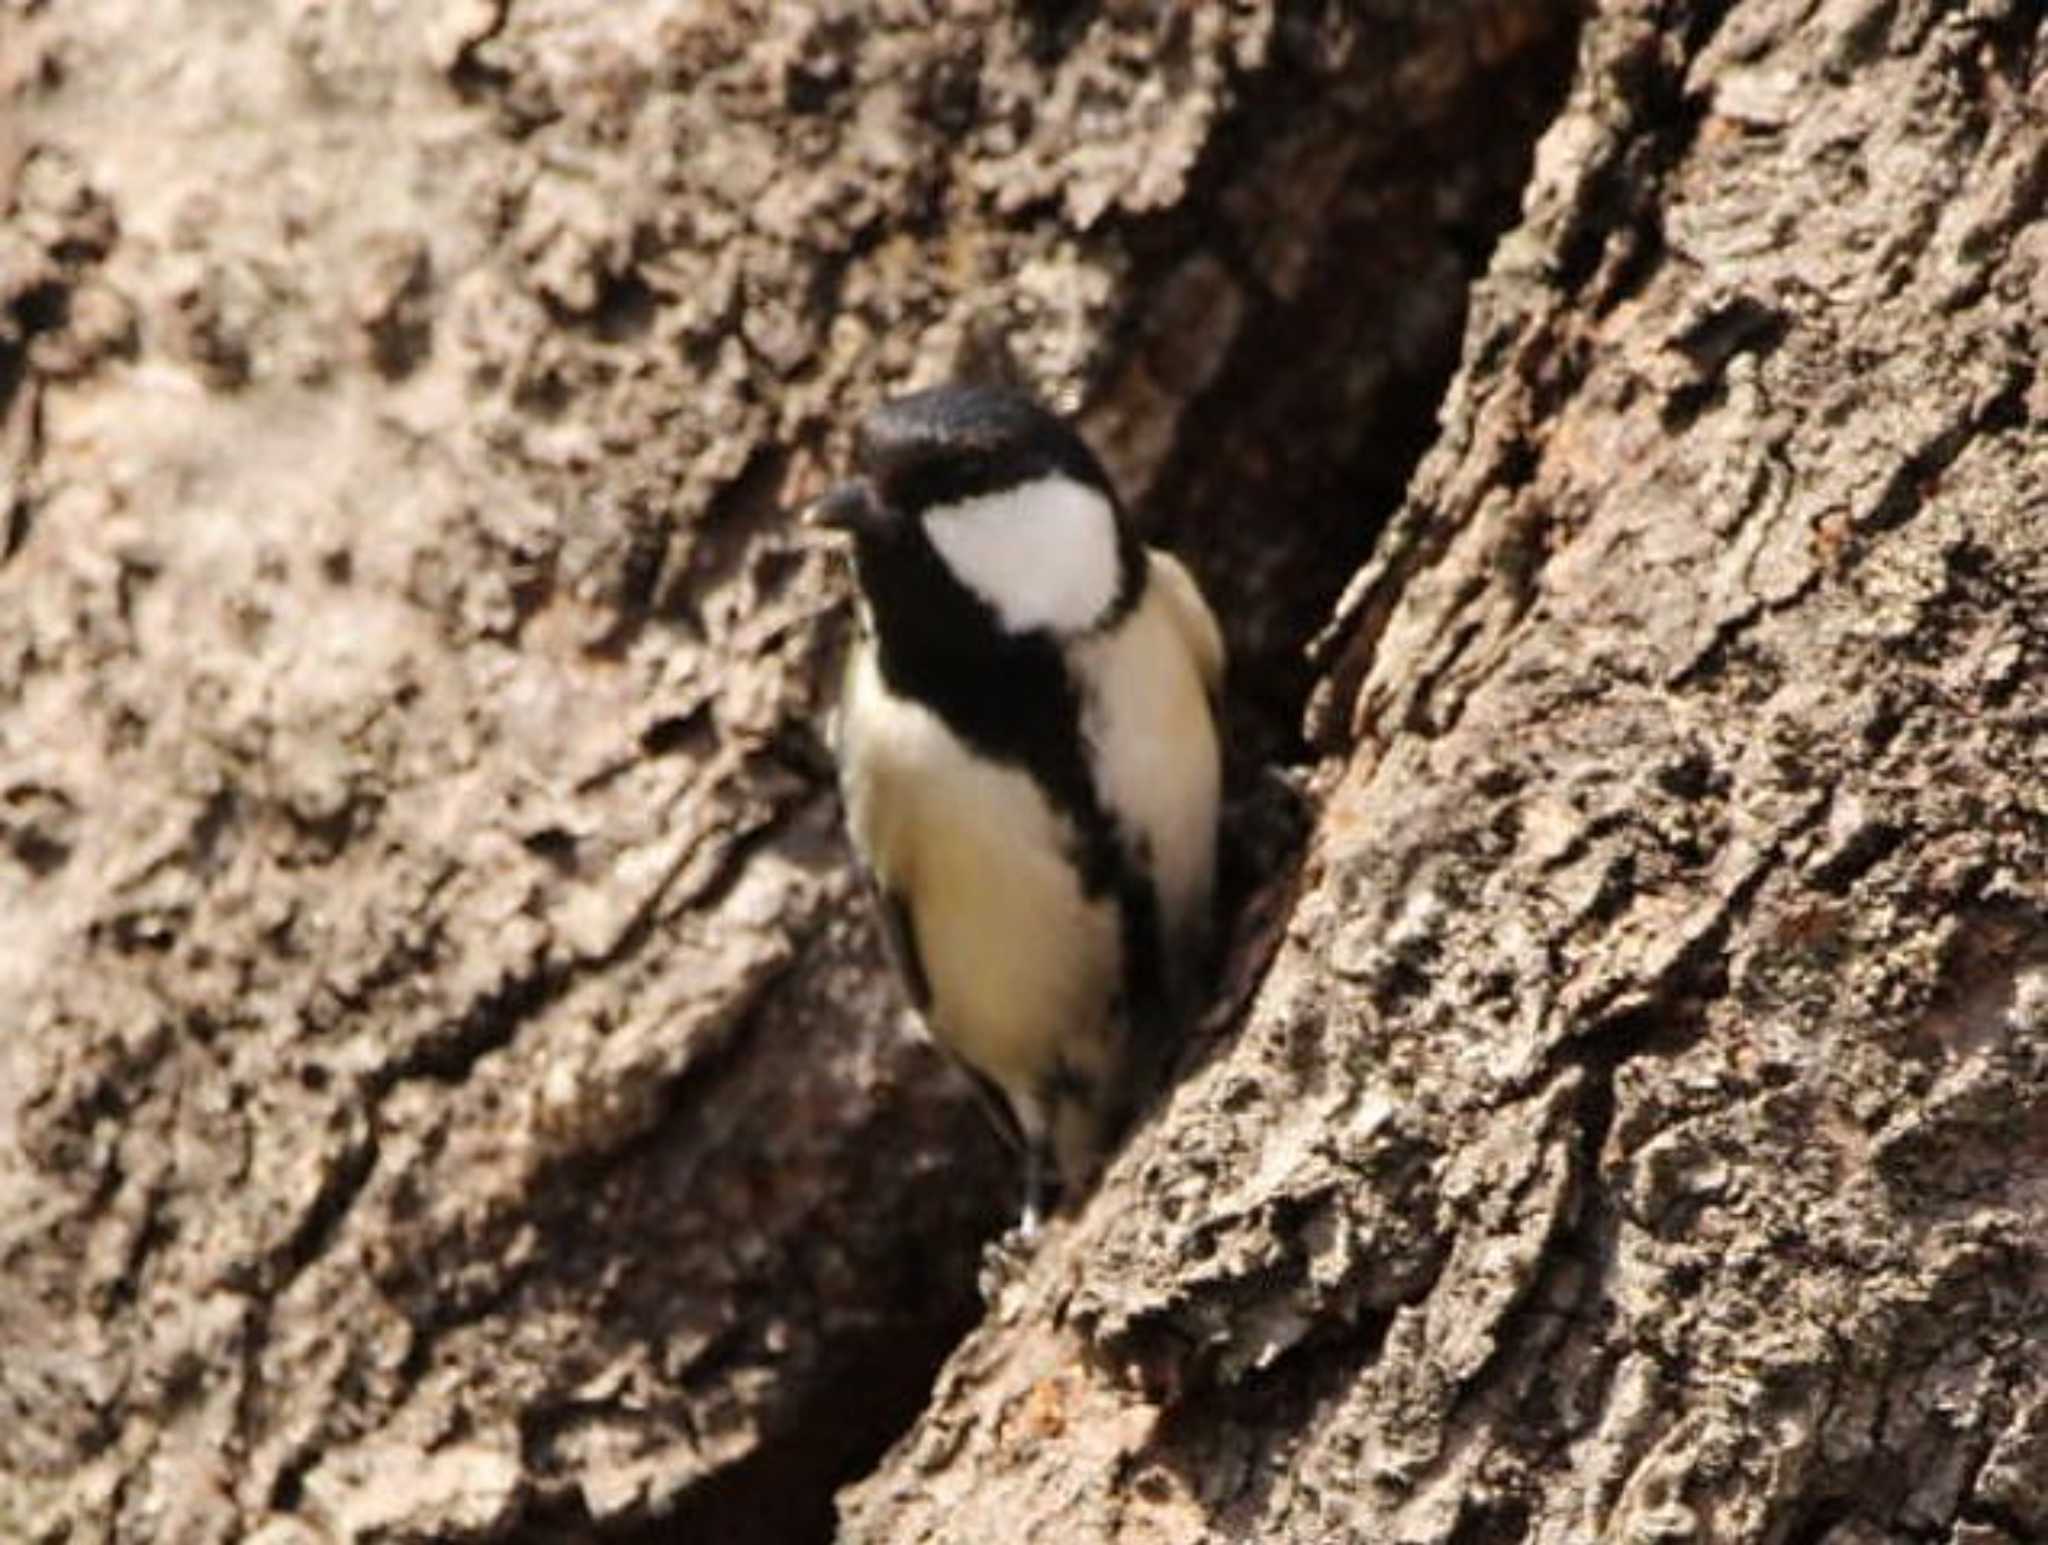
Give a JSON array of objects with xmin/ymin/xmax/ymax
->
[{"xmin": 976, "ymin": 1217, "xmax": 1041, "ymax": 1303}]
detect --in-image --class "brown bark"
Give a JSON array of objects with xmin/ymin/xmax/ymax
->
[
  {"xmin": 0, "ymin": 1, "xmax": 1566, "ymax": 1539},
  {"xmin": 845, "ymin": 1, "xmax": 2048, "ymax": 1541},
  {"xmin": 3, "ymin": 1, "xmax": 2041, "ymax": 1543}
]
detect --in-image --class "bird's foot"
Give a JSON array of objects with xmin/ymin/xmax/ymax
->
[{"xmin": 976, "ymin": 1215, "xmax": 1042, "ymax": 1303}]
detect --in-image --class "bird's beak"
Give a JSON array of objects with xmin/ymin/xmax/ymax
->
[{"xmin": 807, "ymin": 481, "xmax": 880, "ymax": 535}]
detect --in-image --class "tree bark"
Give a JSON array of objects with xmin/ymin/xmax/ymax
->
[
  {"xmin": 3, "ymin": 1, "xmax": 2042, "ymax": 1543},
  {"xmin": 845, "ymin": 1, "xmax": 2048, "ymax": 1541}
]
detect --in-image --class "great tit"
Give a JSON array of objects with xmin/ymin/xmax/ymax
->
[{"xmin": 814, "ymin": 383, "xmax": 1224, "ymax": 1232}]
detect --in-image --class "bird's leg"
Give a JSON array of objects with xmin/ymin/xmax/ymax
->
[
  {"xmin": 978, "ymin": 1127, "xmax": 1062, "ymax": 1302},
  {"xmin": 1018, "ymin": 1138, "xmax": 1051, "ymax": 1240}
]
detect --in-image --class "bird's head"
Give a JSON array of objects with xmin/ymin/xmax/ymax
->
[{"xmin": 812, "ymin": 384, "xmax": 1140, "ymax": 641}]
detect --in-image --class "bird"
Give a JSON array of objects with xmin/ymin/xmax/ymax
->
[{"xmin": 812, "ymin": 382, "xmax": 1224, "ymax": 1234}]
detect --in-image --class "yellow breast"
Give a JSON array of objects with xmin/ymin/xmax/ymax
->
[{"xmin": 838, "ymin": 644, "xmax": 1123, "ymax": 1101}]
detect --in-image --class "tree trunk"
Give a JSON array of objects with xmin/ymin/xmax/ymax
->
[
  {"xmin": 845, "ymin": 1, "xmax": 2048, "ymax": 1540},
  {"xmin": 3, "ymin": 2, "xmax": 2042, "ymax": 1544}
]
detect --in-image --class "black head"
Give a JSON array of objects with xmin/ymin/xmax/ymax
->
[
  {"xmin": 854, "ymin": 383, "xmax": 1116, "ymax": 518},
  {"xmin": 813, "ymin": 383, "xmax": 1143, "ymax": 643}
]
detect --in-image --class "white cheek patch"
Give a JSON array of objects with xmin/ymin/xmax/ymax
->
[{"xmin": 923, "ymin": 475, "xmax": 1121, "ymax": 635}]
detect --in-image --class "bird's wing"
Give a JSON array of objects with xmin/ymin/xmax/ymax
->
[
  {"xmin": 863, "ymin": 868, "xmax": 931, "ymax": 1013},
  {"xmin": 1146, "ymin": 547, "xmax": 1225, "ymax": 704},
  {"xmin": 836, "ymin": 635, "xmax": 929, "ymax": 1010},
  {"xmin": 858, "ymin": 862, "xmax": 1027, "ymax": 1155}
]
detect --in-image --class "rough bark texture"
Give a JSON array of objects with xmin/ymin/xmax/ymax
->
[
  {"xmin": 843, "ymin": 1, "xmax": 2048, "ymax": 1542},
  {"xmin": 6, "ymin": 0, "xmax": 2043, "ymax": 1542},
  {"xmin": 1, "ymin": 1, "xmax": 1574, "ymax": 1540}
]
